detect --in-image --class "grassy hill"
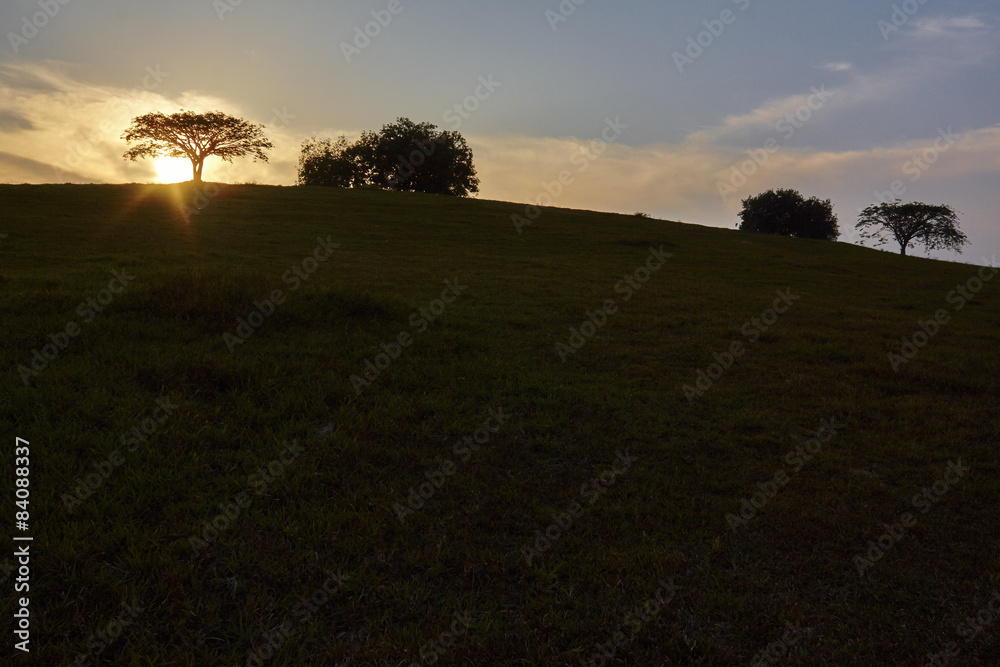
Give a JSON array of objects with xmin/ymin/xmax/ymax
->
[{"xmin": 1, "ymin": 183, "xmax": 998, "ymax": 665}]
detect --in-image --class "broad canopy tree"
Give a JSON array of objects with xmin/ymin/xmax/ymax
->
[
  {"xmin": 738, "ymin": 189, "xmax": 839, "ymax": 241},
  {"xmin": 122, "ymin": 110, "xmax": 273, "ymax": 183},
  {"xmin": 856, "ymin": 200, "xmax": 967, "ymax": 256},
  {"xmin": 298, "ymin": 117, "xmax": 479, "ymax": 197}
]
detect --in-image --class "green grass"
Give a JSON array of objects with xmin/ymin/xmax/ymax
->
[{"xmin": 1, "ymin": 183, "xmax": 998, "ymax": 665}]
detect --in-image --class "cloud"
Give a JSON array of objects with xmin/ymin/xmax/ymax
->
[
  {"xmin": 0, "ymin": 111, "xmax": 33, "ymax": 132},
  {"xmin": 685, "ymin": 84, "xmax": 839, "ymax": 145},
  {"xmin": 0, "ymin": 63, "xmax": 62, "ymax": 93},
  {"xmin": 911, "ymin": 15, "xmax": 989, "ymax": 37},
  {"xmin": 0, "ymin": 61, "xmax": 185, "ymax": 183},
  {"xmin": 0, "ymin": 151, "xmax": 87, "ymax": 183},
  {"xmin": 884, "ymin": 13, "xmax": 997, "ymax": 66},
  {"xmin": 680, "ymin": 70, "xmax": 920, "ymax": 147},
  {"xmin": 683, "ymin": 16, "xmax": 996, "ymax": 149},
  {"xmin": 681, "ymin": 65, "xmax": 934, "ymax": 146},
  {"xmin": 0, "ymin": 60, "xmax": 304, "ymax": 185}
]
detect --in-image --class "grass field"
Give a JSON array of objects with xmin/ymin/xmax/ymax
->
[{"xmin": 1, "ymin": 183, "xmax": 998, "ymax": 665}]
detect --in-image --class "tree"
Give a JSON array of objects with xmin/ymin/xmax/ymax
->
[
  {"xmin": 297, "ymin": 117, "xmax": 479, "ymax": 197},
  {"xmin": 122, "ymin": 110, "xmax": 273, "ymax": 183},
  {"xmin": 856, "ymin": 200, "xmax": 967, "ymax": 256},
  {"xmin": 738, "ymin": 189, "xmax": 839, "ymax": 241},
  {"xmin": 375, "ymin": 118, "xmax": 479, "ymax": 196},
  {"xmin": 297, "ymin": 136, "xmax": 359, "ymax": 188}
]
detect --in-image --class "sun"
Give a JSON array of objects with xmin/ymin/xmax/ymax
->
[{"xmin": 154, "ymin": 156, "xmax": 193, "ymax": 184}]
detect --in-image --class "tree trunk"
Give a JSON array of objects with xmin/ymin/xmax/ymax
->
[
  {"xmin": 192, "ymin": 158, "xmax": 204, "ymax": 183},
  {"xmin": 900, "ymin": 246, "xmax": 906, "ymax": 256}
]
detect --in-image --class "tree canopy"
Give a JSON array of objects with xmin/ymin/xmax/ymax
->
[
  {"xmin": 297, "ymin": 136, "xmax": 360, "ymax": 189},
  {"xmin": 856, "ymin": 200, "xmax": 966, "ymax": 256},
  {"xmin": 298, "ymin": 118, "xmax": 479, "ymax": 197},
  {"xmin": 122, "ymin": 110, "xmax": 273, "ymax": 183},
  {"xmin": 737, "ymin": 189, "xmax": 839, "ymax": 241}
]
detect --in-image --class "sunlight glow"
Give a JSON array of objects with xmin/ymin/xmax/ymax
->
[{"xmin": 154, "ymin": 157, "xmax": 193, "ymax": 184}]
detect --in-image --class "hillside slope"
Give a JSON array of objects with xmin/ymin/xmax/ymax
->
[{"xmin": 1, "ymin": 184, "xmax": 998, "ymax": 665}]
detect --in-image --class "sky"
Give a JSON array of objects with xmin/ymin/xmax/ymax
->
[{"xmin": 1, "ymin": 0, "xmax": 998, "ymax": 265}]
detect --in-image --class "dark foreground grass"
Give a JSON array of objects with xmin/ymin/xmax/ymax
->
[{"xmin": 1, "ymin": 183, "xmax": 998, "ymax": 665}]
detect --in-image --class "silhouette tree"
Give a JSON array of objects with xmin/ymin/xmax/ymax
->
[
  {"xmin": 122, "ymin": 110, "xmax": 273, "ymax": 183},
  {"xmin": 297, "ymin": 136, "xmax": 358, "ymax": 188},
  {"xmin": 738, "ymin": 189, "xmax": 839, "ymax": 241},
  {"xmin": 856, "ymin": 200, "xmax": 966, "ymax": 256},
  {"xmin": 374, "ymin": 118, "xmax": 479, "ymax": 196},
  {"xmin": 297, "ymin": 118, "xmax": 479, "ymax": 197}
]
